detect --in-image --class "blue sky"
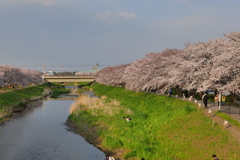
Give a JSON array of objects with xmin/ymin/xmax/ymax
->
[{"xmin": 1, "ymin": 0, "xmax": 240, "ymax": 72}]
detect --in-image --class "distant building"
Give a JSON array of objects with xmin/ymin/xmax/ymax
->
[
  {"xmin": 75, "ymin": 70, "xmax": 98, "ymax": 75},
  {"xmin": 75, "ymin": 64, "xmax": 99, "ymax": 75},
  {"xmin": 45, "ymin": 71, "xmax": 55, "ymax": 75}
]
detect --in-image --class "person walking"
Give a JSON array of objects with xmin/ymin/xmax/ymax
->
[
  {"xmin": 168, "ymin": 89, "xmax": 172, "ymax": 96},
  {"xmin": 214, "ymin": 94, "xmax": 219, "ymax": 106},
  {"xmin": 104, "ymin": 155, "xmax": 109, "ymax": 160},
  {"xmin": 222, "ymin": 95, "xmax": 226, "ymax": 105},
  {"xmin": 202, "ymin": 93, "xmax": 209, "ymax": 108},
  {"xmin": 104, "ymin": 156, "xmax": 108, "ymax": 160},
  {"xmin": 212, "ymin": 154, "xmax": 219, "ymax": 160}
]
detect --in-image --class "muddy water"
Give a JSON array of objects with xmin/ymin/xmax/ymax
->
[{"xmin": 0, "ymin": 99, "xmax": 105, "ymax": 160}]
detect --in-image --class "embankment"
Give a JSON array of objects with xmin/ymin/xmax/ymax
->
[
  {"xmin": 0, "ymin": 85, "xmax": 70, "ymax": 123},
  {"xmin": 67, "ymin": 83, "xmax": 240, "ymax": 160}
]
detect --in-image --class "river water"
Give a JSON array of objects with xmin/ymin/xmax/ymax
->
[{"xmin": 0, "ymin": 98, "xmax": 105, "ymax": 160}]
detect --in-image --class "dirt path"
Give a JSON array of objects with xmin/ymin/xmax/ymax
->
[
  {"xmin": 202, "ymin": 108, "xmax": 240, "ymax": 143},
  {"xmin": 177, "ymin": 96, "xmax": 240, "ymax": 143}
]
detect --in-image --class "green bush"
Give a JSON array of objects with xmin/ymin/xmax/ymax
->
[
  {"xmin": 49, "ymin": 88, "xmax": 70, "ymax": 98},
  {"xmin": 225, "ymin": 95, "xmax": 233, "ymax": 103}
]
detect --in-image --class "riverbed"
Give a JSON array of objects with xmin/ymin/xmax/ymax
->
[{"xmin": 0, "ymin": 98, "xmax": 105, "ymax": 160}]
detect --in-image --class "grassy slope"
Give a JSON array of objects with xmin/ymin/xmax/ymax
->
[
  {"xmin": 0, "ymin": 86, "xmax": 45, "ymax": 108},
  {"xmin": 69, "ymin": 84, "xmax": 240, "ymax": 160},
  {"xmin": 0, "ymin": 85, "xmax": 70, "ymax": 121}
]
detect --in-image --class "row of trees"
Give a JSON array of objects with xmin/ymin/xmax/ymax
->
[
  {"xmin": 95, "ymin": 31, "xmax": 240, "ymax": 95},
  {"xmin": 0, "ymin": 65, "xmax": 42, "ymax": 89}
]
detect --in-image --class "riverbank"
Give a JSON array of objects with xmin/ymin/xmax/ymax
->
[
  {"xmin": 0, "ymin": 94, "xmax": 105, "ymax": 160},
  {"xmin": 0, "ymin": 84, "xmax": 70, "ymax": 123},
  {"xmin": 67, "ymin": 83, "xmax": 240, "ymax": 160}
]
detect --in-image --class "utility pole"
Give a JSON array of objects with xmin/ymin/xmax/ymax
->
[
  {"xmin": 219, "ymin": 92, "xmax": 221, "ymax": 111},
  {"xmin": 42, "ymin": 64, "xmax": 46, "ymax": 74},
  {"xmin": 42, "ymin": 64, "xmax": 46, "ymax": 83}
]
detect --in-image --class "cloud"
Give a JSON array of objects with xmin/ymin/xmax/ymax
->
[
  {"xmin": 118, "ymin": 12, "xmax": 137, "ymax": 18},
  {"xmin": 1, "ymin": 0, "xmax": 56, "ymax": 6}
]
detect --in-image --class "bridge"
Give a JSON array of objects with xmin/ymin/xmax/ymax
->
[{"xmin": 43, "ymin": 75, "xmax": 95, "ymax": 83}]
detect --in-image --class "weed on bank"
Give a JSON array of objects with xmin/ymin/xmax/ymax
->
[
  {"xmin": 69, "ymin": 84, "xmax": 240, "ymax": 160},
  {"xmin": 0, "ymin": 85, "xmax": 70, "ymax": 121}
]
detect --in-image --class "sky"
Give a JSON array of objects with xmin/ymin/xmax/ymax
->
[{"xmin": 1, "ymin": 0, "xmax": 240, "ymax": 72}]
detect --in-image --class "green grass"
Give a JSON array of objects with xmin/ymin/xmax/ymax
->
[
  {"xmin": 0, "ymin": 86, "xmax": 46, "ymax": 120},
  {"xmin": 215, "ymin": 110, "xmax": 240, "ymax": 128},
  {"xmin": 68, "ymin": 83, "xmax": 240, "ymax": 160},
  {"xmin": 0, "ymin": 85, "xmax": 70, "ymax": 120},
  {"xmin": 49, "ymin": 88, "xmax": 70, "ymax": 98},
  {"xmin": 0, "ymin": 86, "xmax": 45, "ymax": 108}
]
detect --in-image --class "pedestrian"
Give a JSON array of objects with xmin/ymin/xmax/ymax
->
[
  {"xmin": 222, "ymin": 95, "xmax": 226, "ymax": 105},
  {"xmin": 212, "ymin": 154, "xmax": 219, "ymax": 160},
  {"xmin": 202, "ymin": 93, "xmax": 209, "ymax": 108},
  {"xmin": 104, "ymin": 155, "xmax": 109, "ymax": 160},
  {"xmin": 168, "ymin": 89, "xmax": 172, "ymax": 96},
  {"xmin": 214, "ymin": 94, "xmax": 219, "ymax": 106}
]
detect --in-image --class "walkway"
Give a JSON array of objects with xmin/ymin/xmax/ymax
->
[
  {"xmin": 170, "ymin": 95, "xmax": 240, "ymax": 143},
  {"xmin": 149, "ymin": 92, "xmax": 240, "ymax": 122},
  {"xmin": 178, "ymin": 96, "xmax": 240, "ymax": 122}
]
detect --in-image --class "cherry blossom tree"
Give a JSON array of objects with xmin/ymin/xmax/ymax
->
[
  {"xmin": 0, "ymin": 65, "xmax": 42, "ymax": 88},
  {"xmin": 94, "ymin": 31, "xmax": 240, "ymax": 95},
  {"xmin": 0, "ymin": 65, "xmax": 17, "ymax": 88},
  {"xmin": 95, "ymin": 64, "xmax": 130, "ymax": 86},
  {"xmin": 209, "ymin": 32, "xmax": 240, "ymax": 93},
  {"xmin": 176, "ymin": 32, "xmax": 240, "ymax": 93},
  {"xmin": 121, "ymin": 49, "xmax": 182, "ymax": 92},
  {"xmin": 0, "ymin": 69, "xmax": 4, "ymax": 88}
]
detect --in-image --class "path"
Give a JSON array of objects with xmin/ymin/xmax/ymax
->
[
  {"xmin": 178, "ymin": 96, "xmax": 240, "ymax": 122},
  {"xmin": 149, "ymin": 92, "xmax": 240, "ymax": 122},
  {"xmin": 172, "ymin": 95, "xmax": 240, "ymax": 143}
]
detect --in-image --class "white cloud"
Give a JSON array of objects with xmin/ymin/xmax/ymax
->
[
  {"xmin": 118, "ymin": 12, "xmax": 137, "ymax": 18},
  {"xmin": 1, "ymin": 0, "xmax": 56, "ymax": 6}
]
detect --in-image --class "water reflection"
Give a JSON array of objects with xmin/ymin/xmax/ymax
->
[
  {"xmin": 83, "ymin": 91, "xmax": 98, "ymax": 98},
  {"xmin": 65, "ymin": 86, "xmax": 77, "ymax": 89},
  {"xmin": 0, "ymin": 99, "xmax": 105, "ymax": 160}
]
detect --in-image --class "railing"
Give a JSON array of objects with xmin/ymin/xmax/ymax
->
[{"xmin": 43, "ymin": 75, "xmax": 95, "ymax": 82}]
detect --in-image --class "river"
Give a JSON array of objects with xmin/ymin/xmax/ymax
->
[{"xmin": 0, "ymin": 97, "xmax": 105, "ymax": 160}]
